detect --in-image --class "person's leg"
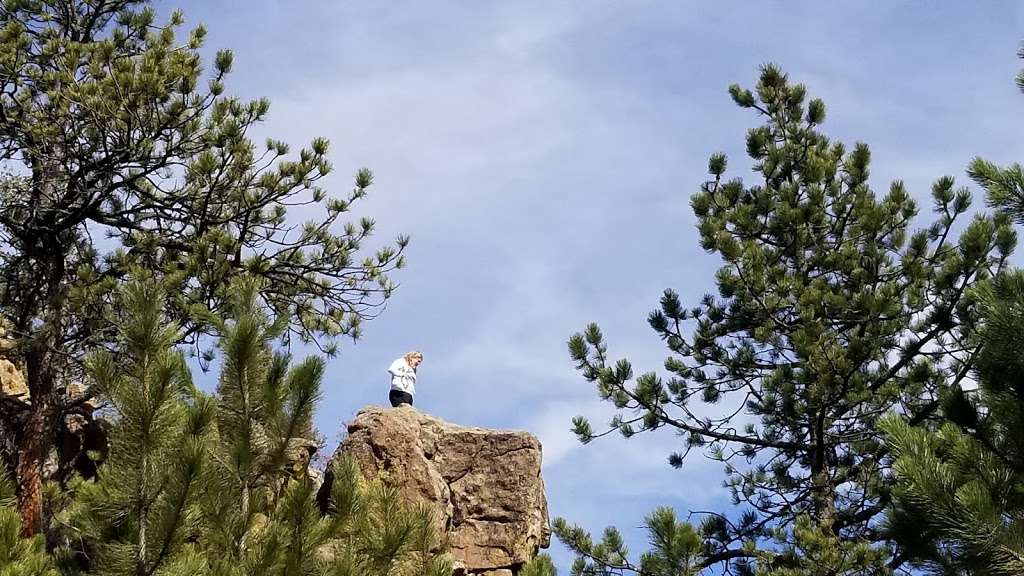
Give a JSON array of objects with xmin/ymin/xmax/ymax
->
[
  {"xmin": 389, "ymin": 390, "xmax": 414, "ymax": 407},
  {"xmin": 389, "ymin": 390, "xmax": 403, "ymax": 407}
]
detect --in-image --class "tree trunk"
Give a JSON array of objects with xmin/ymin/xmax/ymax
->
[
  {"xmin": 16, "ymin": 396, "xmax": 56, "ymax": 537},
  {"xmin": 12, "ymin": 171, "xmax": 70, "ymax": 535},
  {"xmin": 16, "ymin": 346, "xmax": 59, "ymax": 537},
  {"xmin": 810, "ymin": 407, "xmax": 836, "ymax": 534}
]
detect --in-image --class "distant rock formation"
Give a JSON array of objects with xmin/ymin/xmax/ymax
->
[
  {"xmin": 319, "ymin": 405, "xmax": 550, "ymax": 576},
  {"xmin": 0, "ymin": 362, "xmax": 107, "ymax": 483}
]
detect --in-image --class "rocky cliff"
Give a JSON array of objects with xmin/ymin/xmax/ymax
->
[{"xmin": 319, "ymin": 406, "xmax": 550, "ymax": 576}]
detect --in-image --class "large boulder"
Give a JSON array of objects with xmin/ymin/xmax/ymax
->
[{"xmin": 319, "ymin": 406, "xmax": 550, "ymax": 576}]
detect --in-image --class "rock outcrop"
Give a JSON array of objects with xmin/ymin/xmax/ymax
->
[
  {"xmin": 319, "ymin": 406, "xmax": 550, "ymax": 576},
  {"xmin": 0, "ymin": 356, "xmax": 108, "ymax": 482},
  {"xmin": 0, "ymin": 358, "xmax": 27, "ymax": 400}
]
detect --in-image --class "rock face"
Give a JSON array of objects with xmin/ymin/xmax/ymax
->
[
  {"xmin": 0, "ymin": 358, "xmax": 27, "ymax": 399},
  {"xmin": 321, "ymin": 406, "xmax": 550, "ymax": 575}
]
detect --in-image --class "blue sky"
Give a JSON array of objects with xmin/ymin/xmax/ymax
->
[{"xmin": 173, "ymin": 1, "xmax": 1024, "ymax": 570}]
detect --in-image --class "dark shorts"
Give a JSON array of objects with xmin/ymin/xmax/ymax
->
[{"xmin": 389, "ymin": 390, "xmax": 413, "ymax": 407}]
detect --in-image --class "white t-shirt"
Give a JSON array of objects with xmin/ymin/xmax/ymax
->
[{"xmin": 388, "ymin": 357, "xmax": 417, "ymax": 396}]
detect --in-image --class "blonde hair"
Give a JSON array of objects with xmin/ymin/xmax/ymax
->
[{"xmin": 404, "ymin": 350, "xmax": 423, "ymax": 363}]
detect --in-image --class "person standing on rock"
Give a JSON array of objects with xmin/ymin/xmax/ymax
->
[{"xmin": 387, "ymin": 350, "xmax": 422, "ymax": 407}]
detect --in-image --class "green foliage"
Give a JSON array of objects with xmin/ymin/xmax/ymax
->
[
  {"xmin": 0, "ymin": 0, "xmax": 407, "ymax": 535},
  {"xmin": 0, "ymin": 0, "xmax": 406, "ymax": 359},
  {"xmin": 555, "ymin": 508, "xmax": 704, "ymax": 576},
  {"xmin": 66, "ymin": 279, "xmax": 212, "ymax": 575},
  {"xmin": 968, "ymin": 46, "xmax": 1024, "ymax": 229},
  {"xmin": 199, "ymin": 277, "xmax": 325, "ymax": 567},
  {"xmin": 560, "ymin": 64, "xmax": 1014, "ymax": 573},
  {"xmin": 58, "ymin": 279, "xmax": 450, "ymax": 576},
  {"xmin": 318, "ymin": 457, "xmax": 451, "ymax": 576},
  {"xmin": 520, "ymin": 554, "xmax": 557, "ymax": 576},
  {"xmin": 1018, "ymin": 41, "xmax": 1024, "ymax": 91},
  {"xmin": 0, "ymin": 473, "xmax": 57, "ymax": 576},
  {"xmin": 202, "ymin": 457, "xmax": 449, "ymax": 576},
  {"xmin": 756, "ymin": 516, "xmax": 890, "ymax": 576},
  {"xmin": 882, "ymin": 44, "xmax": 1024, "ymax": 576},
  {"xmin": 883, "ymin": 271, "xmax": 1024, "ymax": 576}
]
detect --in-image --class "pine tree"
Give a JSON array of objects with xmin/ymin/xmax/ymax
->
[
  {"xmin": 882, "ymin": 271, "xmax": 1024, "ymax": 575},
  {"xmin": 555, "ymin": 508, "xmax": 704, "ymax": 576},
  {"xmin": 62, "ymin": 279, "xmax": 450, "ymax": 576},
  {"xmin": 0, "ymin": 472, "xmax": 57, "ymax": 576},
  {"xmin": 197, "ymin": 279, "xmax": 449, "ymax": 576},
  {"xmin": 881, "ymin": 45, "xmax": 1024, "ymax": 576},
  {"xmin": 557, "ymin": 65, "xmax": 1015, "ymax": 574},
  {"xmin": 0, "ymin": 0, "xmax": 408, "ymax": 535},
  {"xmin": 198, "ymin": 278, "xmax": 324, "ymax": 568},
  {"xmin": 753, "ymin": 515, "xmax": 890, "ymax": 576},
  {"xmin": 67, "ymin": 279, "xmax": 214, "ymax": 575},
  {"xmin": 316, "ymin": 457, "xmax": 451, "ymax": 576}
]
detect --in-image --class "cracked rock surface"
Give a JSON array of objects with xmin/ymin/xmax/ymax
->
[{"xmin": 320, "ymin": 405, "xmax": 550, "ymax": 575}]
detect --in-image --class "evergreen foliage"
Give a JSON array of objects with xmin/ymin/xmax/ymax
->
[
  {"xmin": 555, "ymin": 508, "xmax": 704, "ymax": 576},
  {"xmin": 0, "ymin": 0, "xmax": 407, "ymax": 535},
  {"xmin": 52, "ymin": 279, "xmax": 449, "ymax": 576},
  {"xmin": 881, "ymin": 46, "xmax": 1024, "ymax": 576},
  {"xmin": 557, "ymin": 65, "xmax": 1015, "ymax": 574},
  {"xmin": 67, "ymin": 279, "xmax": 210, "ymax": 575},
  {"xmin": 883, "ymin": 271, "xmax": 1024, "ymax": 575},
  {"xmin": 198, "ymin": 278, "xmax": 324, "ymax": 570},
  {"xmin": 0, "ymin": 472, "xmax": 56, "ymax": 576},
  {"xmin": 753, "ymin": 515, "xmax": 889, "ymax": 576},
  {"xmin": 520, "ymin": 554, "xmax": 557, "ymax": 576}
]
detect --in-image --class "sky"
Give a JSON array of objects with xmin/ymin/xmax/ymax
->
[{"xmin": 172, "ymin": 1, "xmax": 1024, "ymax": 570}]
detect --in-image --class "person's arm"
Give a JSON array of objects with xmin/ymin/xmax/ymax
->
[
  {"xmin": 389, "ymin": 359, "xmax": 414, "ymax": 376},
  {"xmin": 387, "ymin": 359, "xmax": 403, "ymax": 376}
]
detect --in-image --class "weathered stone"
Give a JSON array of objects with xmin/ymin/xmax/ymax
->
[
  {"xmin": 0, "ymin": 317, "xmax": 14, "ymax": 352},
  {"xmin": 66, "ymin": 380, "xmax": 101, "ymax": 411},
  {"xmin": 0, "ymin": 358, "xmax": 27, "ymax": 400},
  {"xmin": 283, "ymin": 435, "xmax": 324, "ymax": 492},
  {"xmin": 285, "ymin": 436, "xmax": 319, "ymax": 476},
  {"xmin": 321, "ymin": 405, "xmax": 550, "ymax": 575},
  {"xmin": 64, "ymin": 413, "xmax": 89, "ymax": 435}
]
